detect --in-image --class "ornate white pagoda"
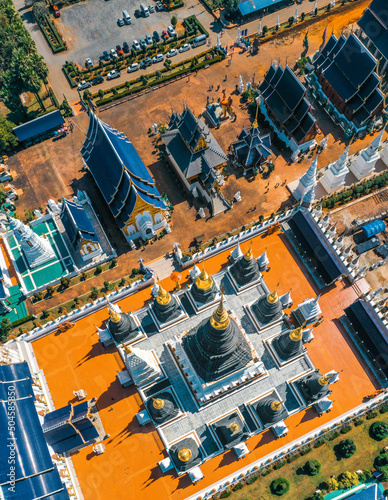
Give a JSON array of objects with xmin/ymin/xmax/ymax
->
[
  {"xmin": 350, "ymin": 130, "xmax": 383, "ymax": 180},
  {"xmin": 320, "ymin": 146, "xmax": 350, "ymax": 194},
  {"xmin": 293, "ymin": 157, "xmax": 318, "ymax": 201},
  {"xmin": 9, "ymin": 217, "xmax": 55, "ymax": 269}
]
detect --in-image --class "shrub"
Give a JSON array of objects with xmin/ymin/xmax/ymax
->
[
  {"xmin": 370, "ymin": 421, "xmax": 388, "ymax": 440},
  {"xmin": 325, "ymin": 478, "xmax": 339, "ymax": 491},
  {"xmin": 337, "ymin": 471, "xmax": 359, "ymax": 489},
  {"xmin": 245, "ymin": 473, "xmax": 259, "ymax": 484},
  {"xmin": 354, "ymin": 418, "xmax": 364, "ymax": 427},
  {"xmin": 313, "ymin": 438, "xmax": 325, "ymax": 448},
  {"xmin": 95, "ymin": 265, "xmax": 102, "ymax": 274},
  {"xmin": 337, "ymin": 439, "xmax": 357, "ymax": 458},
  {"xmin": 232, "ymin": 483, "xmax": 244, "ymax": 491},
  {"xmin": 286, "ymin": 454, "xmax": 299, "ymax": 464},
  {"xmin": 274, "ymin": 461, "xmax": 286, "ymax": 470},
  {"xmin": 341, "ymin": 425, "xmax": 352, "ymax": 434},
  {"xmin": 90, "ymin": 287, "xmax": 99, "ymax": 300},
  {"xmin": 270, "ymin": 477, "xmax": 290, "ymax": 496},
  {"xmin": 300, "ymin": 446, "xmax": 312, "ymax": 456},
  {"xmin": 220, "ymin": 488, "xmax": 231, "ymax": 498},
  {"xmin": 374, "ymin": 453, "xmax": 388, "ymax": 469},
  {"xmin": 380, "ymin": 404, "xmax": 388, "ymax": 414},
  {"xmin": 304, "ymin": 459, "xmax": 322, "ymax": 476},
  {"xmin": 367, "ymin": 412, "xmax": 378, "ymax": 420},
  {"xmin": 11, "ymin": 315, "xmax": 34, "ymax": 328},
  {"xmin": 326, "ymin": 430, "xmax": 340, "ymax": 441}
]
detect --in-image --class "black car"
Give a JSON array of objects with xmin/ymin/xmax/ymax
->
[
  {"xmin": 123, "ymin": 41, "xmax": 130, "ymax": 53},
  {"xmin": 134, "ymin": 8, "xmax": 141, "ymax": 18},
  {"xmin": 92, "ymin": 75, "xmax": 104, "ymax": 85},
  {"xmin": 153, "ymin": 30, "xmax": 160, "ymax": 42},
  {"xmin": 140, "ymin": 57, "xmax": 152, "ymax": 68}
]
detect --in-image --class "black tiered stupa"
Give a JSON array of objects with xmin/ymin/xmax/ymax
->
[
  {"xmin": 253, "ymin": 395, "xmax": 287, "ymax": 426},
  {"xmin": 146, "ymin": 392, "xmax": 179, "ymax": 425},
  {"xmin": 295, "ymin": 370, "xmax": 331, "ymax": 405},
  {"xmin": 107, "ymin": 304, "xmax": 139, "ymax": 344},
  {"xmin": 213, "ymin": 412, "xmax": 249, "ymax": 449},
  {"xmin": 272, "ymin": 325, "xmax": 305, "ymax": 361},
  {"xmin": 190, "ymin": 263, "xmax": 218, "ymax": 304},
  {"xmin": 182, "ymin": 292, "xmax": 253, "ymax": 383},
  {"xmin": 169, "ymin": 437, "xmax": 202, "ymax": 472},
  {"xmin": 229, "ymin": 242, "xmax": 261, "ymax": 287},
  {"xmin": 251, "ymin": 284, "xmax": 283, "ymax": 326},
  {"xmin": 152, "ymin": 283, "xmax": 181, "ymax": 324}
]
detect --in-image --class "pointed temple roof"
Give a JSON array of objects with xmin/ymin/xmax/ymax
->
[
  {"xmin": 331, "ymin": 145, "xmax": 350, "ymax": 174},
  {"xmin": 257, "ymin": 249, "xmax": 269, "ymax": 268},
  {"xmin": 253, "ymin": 394, "xmax": 287, "ymax": 426},
  {"xmin": 273, "ymin": 325, "xmax": 305, "ymax": 360},
  {"xmin": 365, "ymin": 129, "xmax": 384, "ymax": 157},
  {"xmin": 169, "ymin": 437, "xmax": 202, "ymax": 472},
  {"xmin": 189, "ymin": 263, "xmax": 201, "ymax": 281},
  {"xmin": 314, "ymin": 33, "xmax": 384, "ymax": 127},
  {"xmin": 60, "ymin": 197, "xmax": 99, "ymax": 245},
  {"xmin": 358, "ymin": 0, "xmax": 388, "ymax": 62},
  {"xmin": 153, "ymin": 283, "xmax": 181, "ymax": 324},
  {"xmin": 146, "ymin": 392, "xmax": 179, "ymax": 425},
  {"xmin": 229, "ymin": 242, "xmax": 261, "ymax": 287},
  {"xmin": 293, "ymin": 157, "xmax": 317, "ymax": 202},
  {"xmin": 231, "ymin": 240, "xmax": 243, "ymax": 261},
  {"xmin": 161, "ymin": 108, "xmax": 227, "ymax": 182},
  {"xmin": 81, "ymin": 112, "xmax": 166, "ymax": 230},
  {"xmin": 280, "ymin": 289, "xmax": 292, "ymax": 308},
  {"xmin": 259, "ymin": 64, "xmax": 316, "ymax": 145},
  {"xmin": 302, "ymin": 185, "xmax": 316, "ymax": 205},
  {"xmin": 191, "ymin": 262, "xmax": 218, "ymax": 304},
  {"xmin": 295, "ymin": 370, "xmax": 332, "ymax": 405},
  {"xmin": 125, "ymin": 345, "xmax": 161, "ymax": 387},
  {"xmin": 251, "ymin": 284, "xmax": 283, "ymax": 326},
  {"xmin": 107, "ymin": 302, "xmax": 139, "ymax": 344},
  {"xmin": 9, "ymin": 217, "xmax": 55, "ymax": 269},
  {"xmin": 213, "ymin": 412, "xmax": 249, "ymax": 449},
  {"xmin": 182, "ymin": 293, "xmax": 253, "ymax": 383},
  {"xmin": 231, "ymin": 126, "xmax": 272, "ymax": 168}
]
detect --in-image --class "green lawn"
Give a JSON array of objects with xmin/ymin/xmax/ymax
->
[{"xmin": 229, "ymin": 412, "xmax": 388, "ymax": 500}]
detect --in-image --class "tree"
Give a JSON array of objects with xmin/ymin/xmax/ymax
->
[
  {"xmin": 90, "ymin": 287, "xmax": 98, "ymax": 300},
  {"xmin": 60, "ymin": 276, "xmax": 71, "ymax": 288},
  {"xmin": 325, "ymin": 478, "xmax": 339, "ymax": 491},
  {"xmin": 98, "ymin": 89, "xmax": 104, "ymax": 100},
  {"xmin": 270, "ymin": 477, "xmax": 290, "ymax": 496},
  {"xmin": 304, "ymin": 459, "xmax": 321, "ymax": 476},
  {"xmin": 0, "ymin": 115, "xmax": 17, "ymax": 154},
  {"xmin": 32, "ymin": 2, "xmax": 46, "ymax": 19},
  {"xmin": 301, "ymin": 12, "xmax": 305, "ymax": 21},
  {"xmin": 0, "ymin": 318, "xmax": 12, "ymax": 343},
  {"xmin": 164, "ymin": 59, "xmax": 172, "ymax": 70},
  {"xmin": 337, "ymin": 439, "xmax": 357, "ymax": 458},
  {"xmin": 83, "ymin": 89, "xmax": 92, "ymax": 101},
  {"xmin": 288, "ymin": 16, "xmax": 294, "ymax": 26},
  {"xmin": 155, "ymin": 70, "xmax": 161, "ymax": 79},
  {"xmin": 370, "ymin": 421, "xmax": 388, "ymax": 440},
  {"xmin": 171, "ymin": 16, "xmax": 178, "ymax": 26},
  {"xmin": 337, "ymin": 471, "xmax": 359, "ymax": 489},
  {"xmin": 95, "ymin": 265, "xmax": 102, "ymax": 274},
  {"xmin": 140, "ymin": 74, "xmax": 149, "ymax": 85},
  {"xmin": 103, "ymin": 280, "xmax": 111, "ymax": 290},
  {"xmin": 46, "ymin": 285, "xmax": 54, "ymax": 296},
  {"xmin": 263, "ymin": 25, "xmax": 268, "ymax": 35},
  {"xmin": 222, "ymin": 0, "xmax": 239, "ymax": 13}
]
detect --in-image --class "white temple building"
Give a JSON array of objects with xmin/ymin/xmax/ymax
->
[
  {"xmin": 320, "ymin": 146, "xmax": 350, "ymax": 194},
  {"xmin": 350, "ymin": 130, "xmax": 384, "ymax": 180},
  {"xmin": 9, "ymin": 217, "xmax": 55, "ymax": 269},
  {"xmin": 293, "ymin": 157, "xmax": 318, "ymax": 201}
]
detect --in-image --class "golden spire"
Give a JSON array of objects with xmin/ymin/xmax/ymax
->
[
  {"xmin": 318, "ymin": 375, "xmax": 331, "ymax": 386},
  {"xmin": 270, "ymin": 400, "xmax": 283, "ymax": 412},
  {"xmin": 195, "ymin": 262, "xmax": 214, "ymax": 291},
  {"xmin": 152, "ymin": 398, "xmax": 165, "ymax": 409},
  {"xmin": 210, "ymin": 286, "xmax": 230, "ymax": 330},
  {"xmin": 178, "ymin": 448, "xmax": 192, "ymax": 462},
  {"xmin": 108, "ymin": 303, "xmax": 121, "ymax": 323},
  {"xmin": 289, "ymin": 325, "xmax": 303, "ymax": 342},
  {"xmin": 124, "ymin": 345, "xmax": 132, "ymax": 355},
  {"xmin": 252, "ymin": 98, "xmax": 259, "ymax": 128},
  {"xmin": 229, "ymin": 422, "xmax": 240, "ymax": 434},
  {"xmin": 244, "ymin": 241, "xmax": 254, "ymax": 261},
  {"xmin": 267, "ymin": 283, "xmax": 280, "ymax": 304},
  {"xmin": 156, "ymin": 282, "xmax": 171, "ymax": 305}
]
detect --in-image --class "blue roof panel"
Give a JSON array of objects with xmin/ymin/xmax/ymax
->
[
  {"xmin": 0, "ymin": 362, "xmax": 32, "ymax": 381},
  {"xmin": 13, "ymin": 110, "xmax": 64, "ymax": 142},
  {"xmin": 362, "ymin": 219, "xmax": 385, "ymax": 238},
  {"xmin": 238, "ymin": 0, "xmax": 282, "ymax": 16}
]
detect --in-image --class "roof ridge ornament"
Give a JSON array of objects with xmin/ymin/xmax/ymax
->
[
  {"xmin": 210, "ymin": 284, "xmax": 230, "ymax": 329},
  {"xmin": 267, "ymin": 283, "xmax": 280, "ymax": 304}
]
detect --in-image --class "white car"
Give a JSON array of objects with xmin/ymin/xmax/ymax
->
[
  {"xmin": 78, "ymin": 80, "xmax": 92, "ymax": 90},
  {"xmin": 110, "ymin": 48, "xmax": 118, "ymax": 58},
  {"xmin": 132, "ymin": 40, "xmax": 141, "ymax": 51},
  {"xmin": 179, "ymin": 43, "xmax": 190, "ymax": 53},
  {"xmin": 107, "ymin": 70, "xmax": 121, "ymax": 80},
  {"xmin": 85, "ymin": 57, "xmax": 93, "ymax": 67},
  {"xmin": 127, "ymin": 63, "xmax": 140, "ymax": 73},
  {"xmin": 167, "ymin": 25, "xmax": 176, "ymax": 36},
  {"xmin": 166, "ymin": 48, "xmax": 178, "ymax": 58},
  {"xmin": 152, "ymin": 54, "xmax": 164, "ymax": 63}
]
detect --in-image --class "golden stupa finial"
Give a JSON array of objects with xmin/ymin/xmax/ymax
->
[
  {"xmin": 270, "ymin": 400, "xmax": 283, "ymax": 412},
  {"xmin": 196, "ymin": 261, "xmax": 214, "ymax": 290},
  {"xmin": 153, "ymin": 397, "xmax": 165, "ymax": 409},
  {"xmin": 210, "ymin": 284, "xmax": 229, "ymax": 330},
  {"xmin": 252, "ymin": 100, "xmax": 259, "ymax": 128},
  {"xmin": 229, "ymin": 422, "xmax": 240, "ymax": 434},
  {"xmin": 244, "ymin": 240, "xmax": 254, "ymax": 261},
  {"xmin": 108, "ymin": 303, "xmax": 121, "ymax": 323},
  {"xmin": 318, "ymin": 375, "xmax": 331, "ymax": 386},
  {"xmin": 156, "ymin": 281, "xmax": 171, "ymax": 305},
  {"xmin": 178, "ymin": 448, "xmax": 192, "ymax": 462},
  {"xmin": 124, "ymin": 344, "xmax": 132, "ymax": 355},
  {"xmin": 289, "ymin": 325, "xmax": 303, "ymax": 342},
  {"xmin": 267, "ymin": 283, "xmax": 280, "ymax": 304}
]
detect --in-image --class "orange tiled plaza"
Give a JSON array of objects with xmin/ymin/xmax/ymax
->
[{"xmin": 33, "ymin": 229, "xmax": 378, "ymax": 500}]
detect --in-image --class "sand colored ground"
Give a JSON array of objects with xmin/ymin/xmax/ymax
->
[{"xmin": 32, "ymin": 230, "xmax": 378, "ymax": 500}]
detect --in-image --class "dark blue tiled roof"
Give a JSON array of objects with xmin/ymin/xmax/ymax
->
[
  {"xmin": 1, "ymin": 469, "xmax": 70, "ymax": 500},
  {"xmin": 359, "ymin": 4, "xmax": 388, "ymax": 60},
  {"xmin": 60, "ymin": 198, "xmax": 99, "ymax": 244},
  {"xmin": 13, "ymin": 110, "xmax": 64, "ymax": 142},
  {"xmin": 232, "ymin": 128, "xmax": 272, "ymax": 167},
  {"xmin": 238, "ymin": 0, "xmax": 282, "ymax": 16}
]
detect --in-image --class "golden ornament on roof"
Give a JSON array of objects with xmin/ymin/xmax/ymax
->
[
  {"xmin": 289, "ymin": 325, "xmax": 303, "ymax": 342},
  {"xmin": 108, "ymin": 304, "xmax": 121, "ymax": 323},
  {"xmin": 271, "ymin": 400, "xmax": 283, "ymax": 412},
  {"xmin": 178, "ymin": 448, "xmax": 192, "ymax": 462},
  {"xmin": 318, "ymin": 375, "xmax": 331, "ymax": 386},
  {"xmin": 244, "ymin": 241, "xmax": 254, "ymax": 261},
  {"xmin": 229, "ymin": 422, "xmax": 240, "ymax": 434},
  {"xmin": 196, "ymin": 262, "xmax": 214, "ymax": 291},
  {"xmin": 153, "ymin": 398, "xmax": 165, "ymax": 409},
  {"xmin": 210, "ymin": 291, "xmax": 229, "ymax": 330},
  {"xmin": 156, "ymin": 283, "xmax": 171, "ymax": 305},
  {"xmin": 267, "ymin": 283, "xmax": 280, "ymax": 304}
]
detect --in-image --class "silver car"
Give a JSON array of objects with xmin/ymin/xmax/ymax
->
[
  {"xmin": 152, "ymin": 54, "xmax": 164, "ymax": 63},
  {"xmin": 132, "ymin": 40, "xmax": 141, "ymax": 51}
]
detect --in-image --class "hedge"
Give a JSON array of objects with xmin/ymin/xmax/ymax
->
[
  {"xmin": 49, "ymin": 87, "xmax": 60, "ymax": 108},
  {"xmin": 12, "ymin": 315, "xmax": 34, "ymax": 328},
  {"xmin": 35, "ymin": 14, "xmax": 66, "ymax": 53}
]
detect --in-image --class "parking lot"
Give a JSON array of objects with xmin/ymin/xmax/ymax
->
[{"xmin": 56, "ymin": 0, "xmax": 214, "ymax": 66}]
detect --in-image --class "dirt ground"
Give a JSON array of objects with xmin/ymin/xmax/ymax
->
[{"xmin": 6, "ymin": 0, "xmax": 380, "ymax": 313}]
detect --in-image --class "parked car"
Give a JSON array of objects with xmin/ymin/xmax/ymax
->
[
  {"xmin": 78, "ymin": 80, "xmax": 92, "ymax": 90},
  {"xmin": 53, "ymin": 5, "xmax": 60, "ymax": 17},
  {"xmin": 179, "ymin": 43, "xmax": 190, "ymax": 53},
  {"xmin": 167, "ymin": 25, "xmax": 176, "ymax": 37},
  {"xmin": 153, "ymin": 30, "xmax": 160, "ymax": 42},
  {"xmin": 140, "ymin": 38, "xmax": 147, "ymax": 48},
  {"xmin": 148, "ymin": 4, "xmax": 154, "ymax": 12},
  {"xmin": 155, "ymin": 1, "xmax": 163, "ymax": 10},
  {"xmin": 110, "ymin": 48, "xmax": 118, "ymax": 58},
  {"xmin": 140, "ymin": 57, "xmax": 152, "ymax": 68},
  {"xmin": 146, "ymin": 34, "xmax": 153, "ymax": 45},
  {"xmin": 152, "ymin": 53, "xmax": 164, "ymax": 63},
  {"xmin": 123, "ymin": 41, "xmax": 130, "ymax": 53},
  {"xmin": 103, "ymin": 50, "xmax": 110, "ymax": 61},
  {"xmin": 107, "ymin": 70, "xmax": 121, "ymax": 80},
  {"xmin": 162, "ymin": 29, "xmax": 169, "ymax": 39},
  {"xmin": 117, "ymin": 17, "xmax": 125, "ymax": 26},
  {"xmin": 166, "ymin": 48, "xmax": 178, "ymax": 57},
  {"xmin": 85, "ymin": 57, "xmax": 93, "ymax": 68},
  {"xmin": 127, "ymin": 62, "xmax": 140, "ymax": 73},
  {"xmin": 92, "ymin": 75, "xmax": 104, "ymax": 85},
  {"xmin": 132, "ymin": 40, "xmax": 141, "ymax": 51},
  {"xmin": 116, "ymin": 44, "xmax": 124, "ymax": 55},
  {"xmin": 134, "ymin": 8, "xmax": 142, "ymax": 17}
]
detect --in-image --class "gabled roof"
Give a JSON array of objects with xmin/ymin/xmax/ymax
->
[
  {"xmin": 13, "ymin": 110, "xmax": 64, "ymax": 142},
  {"xmin": 232, "ymin": 127, "xmax": 272, "ymax": 167},
  {"xmin": 358, "ymin": 0, "xmax": 388, "ymax": 60},
  {"xmin": 60, "ymin": 197, "xmax": 99, "ymax": 244}
]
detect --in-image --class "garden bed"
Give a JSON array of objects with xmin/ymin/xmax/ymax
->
[{"xmin": 35, "ymin": 14, "xmax": 66, "ymax": 53}]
